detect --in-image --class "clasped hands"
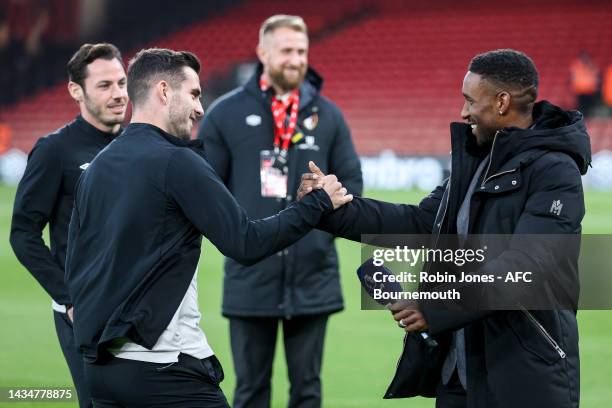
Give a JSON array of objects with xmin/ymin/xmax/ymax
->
[
  {"xmin": 298, "ymin": 162, "xmax": 428, "ymax": 333},
  {"xmin": 298, "ymin": 161, "xmax": 353, "ymax": 209}
]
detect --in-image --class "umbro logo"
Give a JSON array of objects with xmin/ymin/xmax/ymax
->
[
  {"xmin": 550, "ymin": 200, "xmax": 563, "ymax": 216},
  {"xmin": 245, "ymin": 114, "xmax": 261, "ymax": 126},
  {"xmin": 79, "ymin": 163, "xmax": 90, "ymax": 170}
]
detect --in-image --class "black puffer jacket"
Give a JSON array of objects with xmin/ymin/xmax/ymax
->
[
  {"xmin": 199, "ymin": 65, "xmax": 363, "ymax": 317},
  {"xmin": 318, "ymin": 101, "xmax": 590, "ymax": 408}
]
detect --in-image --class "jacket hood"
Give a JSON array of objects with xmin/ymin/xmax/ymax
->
[
  {"xmin": 491, "ymin": 100, "xmax": 591, "ymax": 175},
  {"xmin": 455, "ymin": 100, "xmax": 591, "ymax": 175},
  {"xmin": 244, "ymin": 63, "xmax": 323, "ymax": 109}
]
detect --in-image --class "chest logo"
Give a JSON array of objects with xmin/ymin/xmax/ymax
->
[
  {"xmin": 246, "ymin": 114, "xmax": 262, "ymax": 127},
  {"xmin": 79, "ymin": 162, "xmax": 90, "ymax": 170},
  {"xmin": 303, "ymin": 113, "xmax": 318, "ymax": 131},
  {"xmin": 297, "ymin": 135, "xmax": 320, "ymax": 151},
  {"xmin": 549, "ymin": 200, "xmax": 563, "ymax": 216}
]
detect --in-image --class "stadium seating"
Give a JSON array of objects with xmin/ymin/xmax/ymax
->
[
  {"xmin": 1, "ymin": 0, "xmax": 376, "ymax": 153},
  {"xmin": 310, "ymin": 0, "xmax": 612, "ymax": 154},
  {"xmin": 2, "ymin": 0, "xmax": 611, "ymax": 156}
]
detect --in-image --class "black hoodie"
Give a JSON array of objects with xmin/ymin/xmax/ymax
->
[{"xmin": 317, "ymin": 101, "xmax": 589, "ymax": 408}]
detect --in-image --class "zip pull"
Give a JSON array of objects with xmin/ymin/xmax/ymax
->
[
  {"xmin": 553, "ymin": 343, "xmax": 567, "ymax": 359},
  {"xmin": 520, "ymin": 308, "xmax": 567, "ymax": 359}
]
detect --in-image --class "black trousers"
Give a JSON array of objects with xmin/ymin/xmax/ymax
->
[
  {"xmin": 54, "ymin": 310, "xmax": 92, "ymax": 408},
  {"xmin": 84, "ymin": 353, "xmax": 229, "ymax": 408},
  {"xmin": 229, "ymin": 314, "xmax": 329, "ymax": 408},
  {"xmin": 436, "ymin": 370, "xmax": 467, "ymax": 408}
]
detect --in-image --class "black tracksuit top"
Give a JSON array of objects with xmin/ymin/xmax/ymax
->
[
  {"xmin": 64, "ymin": 123, "xmax": 333, "ymax": 362},
  {"xmin": 10, "ymin": 115, "xmax": 117, "ymax": 306}
]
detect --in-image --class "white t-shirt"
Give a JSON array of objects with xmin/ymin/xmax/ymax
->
[{"xmin": 108, "ymin": 269, "xmax": 213, "ymax": 363}]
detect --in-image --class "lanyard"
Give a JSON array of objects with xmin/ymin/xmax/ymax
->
[{"xmin": 260, "ymin": 77, "xmax": 300, "ymax": 157}]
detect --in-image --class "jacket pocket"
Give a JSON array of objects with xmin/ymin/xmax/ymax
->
[
  {"xmin": 507, "ymin": 310, "xmax": 566, "ymax": 364},
  {"xmin": 480, "ymin": 170, "xmax": 521, "ymax": 194}
]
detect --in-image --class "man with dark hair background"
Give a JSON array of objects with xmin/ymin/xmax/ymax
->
[
  {"xmin": 65, "ymin": 47, "xmax": 351, "ymax": 407},
  {"xmin": 198, "ymin": 15, "xmax": 362, "ymax": 408},
  {"xmin": 300, "ymin": 49, "xmax": 589, "ymax": 408},
  {"xmin": 10, "ymin": 42, "xmax": 127, "ymax": 408}
]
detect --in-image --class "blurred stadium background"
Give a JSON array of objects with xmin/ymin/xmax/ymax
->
[{"xmin": 1, "ymin": 0, "xmax": 611, "ymax": 407}]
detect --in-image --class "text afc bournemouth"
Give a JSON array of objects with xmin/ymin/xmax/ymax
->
[{"xmin": 372, "ymin": 271, "xmax": 534, "ymax": 301}]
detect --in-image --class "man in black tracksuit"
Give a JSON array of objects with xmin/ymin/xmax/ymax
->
[
  {"xmin": 10, "ymin": 43, "xmax": 128, "ymax": 408},
  {"xmin": 304, "ymin": 50, "xmax": 589, "ymax": 407},
  {"xmin": 198, "ymin": 15, "xmax": 362, "ymax": 408},
  {"xmin": 65, "ymin": 48, "xmax": 351, "ymax": 408}
]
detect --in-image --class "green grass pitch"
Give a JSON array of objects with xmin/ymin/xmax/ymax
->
[{"xmin": 0, "ymin": 184, "xmax": 610, "ymax": 407}]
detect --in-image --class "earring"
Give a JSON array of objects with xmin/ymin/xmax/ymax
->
[{"xmin": 499, "ymin": 111, "xmax": 503, "ymax": 115}]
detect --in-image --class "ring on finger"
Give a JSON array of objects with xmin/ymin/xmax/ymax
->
[{"xmin": 398, "ymin": 319, "xmax": 407, "ymax": 328}]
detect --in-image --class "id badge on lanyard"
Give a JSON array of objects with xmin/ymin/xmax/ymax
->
[{"xmin": 260, "ymin": 150, "xmax": 288, "ymax": 198}]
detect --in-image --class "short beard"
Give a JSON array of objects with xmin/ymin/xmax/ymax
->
[
  {"xmin": 83, "ymin": 92, "xmax": 123, "ymax": 128},
  {"xmin": 269, "ymin": 66, "xmax": 305, "ymax": 92},
  {"xmin": 474, "ymin": 128, "xmax": 497, "ymax": 148},
  {"xmin": 168, "ymin": 98, "xmax": 191, "ymax": 140}
]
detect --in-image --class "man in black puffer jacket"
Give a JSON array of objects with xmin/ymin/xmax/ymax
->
[{"xmin": 302, "ymin": 49, "xmax": 589, "ymax": 408}]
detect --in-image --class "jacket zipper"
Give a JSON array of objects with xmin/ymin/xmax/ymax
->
[
  {"xmin": 418, "ymin": 179, "xmax": 451, "ymax": 283},
  {"xmin": 480, "ymin": 131, "xmax": 520, "ymax": 188},
  {"xmin": 432, "ymin": 179, "xmax": 451, "ymax": 249},
  {"xmin": 387, "ymin": 331, "xmax": 410, "ymax": 396},
  {"xmin": 397, "ymin": 332, "xmax": 409, "ymax": 369},
  {"xmin": 390, "ymin": 181, "xmax": 450, "ymax": 393},
  {"xmin": 480, "ymin": 131, "xmax": 499, "ymax": 189},
  {"xmin": 520, "ymin": 308, "xmax": 566, "ymax": 359}
]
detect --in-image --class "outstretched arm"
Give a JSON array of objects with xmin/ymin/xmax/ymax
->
[
  {"xmin": 299, "ymin": 161, "xmax": 446, "ymax": 241},
  {"xmin": 167, "ymin": 151, "xmax": 352, "ymax": 265}
]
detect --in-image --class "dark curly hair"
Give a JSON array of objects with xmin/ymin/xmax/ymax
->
[{"xmin": 469, "ymin": 49, "xmax": 539, "ymax": 111}]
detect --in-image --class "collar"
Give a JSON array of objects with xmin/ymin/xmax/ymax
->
[
  {"xmin": 260, "ymin": 75, "xmax": 299, "ymax": 103},
  {"xmin": 75, "ymin": 115, "xmax": 121, "ymax": 139},
  {"xmin": 126, "ymin": 122, "xmax": 204, "ymax": 154}
]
